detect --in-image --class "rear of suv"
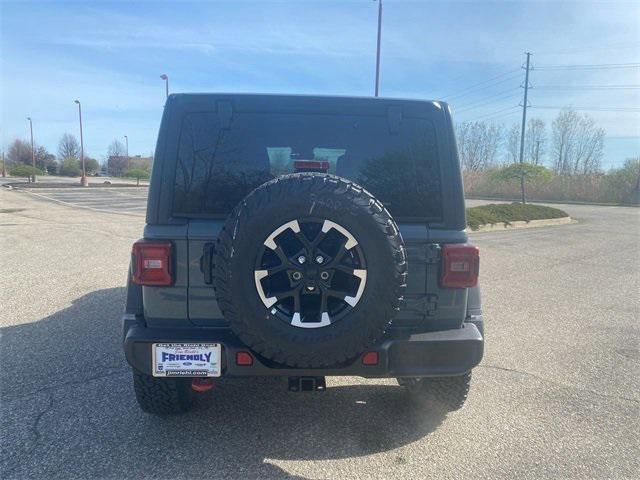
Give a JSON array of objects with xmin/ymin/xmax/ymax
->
[{"xmin": 123, "ymin": 93, "xmax": 484, "ymax": 415}]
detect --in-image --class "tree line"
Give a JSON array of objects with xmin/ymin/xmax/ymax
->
[
  {"xmin": 458, "ymin": 107, "xmax": 639, "ymax": 205},
  {"xmin": 3, "ymin": 135, "xmax": 153, "ymax": 180},
  {"xmin": 4, "ymin": 133, "xmax": 100, "ymax": 177},
  {"xmin": 456, "ymin": 107, "xmax": 605, "ymax": 175}
]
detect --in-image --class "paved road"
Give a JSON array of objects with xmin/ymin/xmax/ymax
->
[
  {"xmin": 13, "ymin": 186, "xmax": 149, "ymax": 216},
  {"xmin": 1, "ymin": 188, "xmax": 638, "ymax": 479}
]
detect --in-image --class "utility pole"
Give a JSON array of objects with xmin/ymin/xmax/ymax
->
[
  {"xmin": 2, "ymin": 151, "xmax": 5, "ymax": 178},
  {"xmin": 518, "ymin": 52, "xmax": 532, "ymax": 204},
  {"xmin": 74, "ymin": 100, "xmax": 88, "ymax": 186},
  {"xmin": 27, "ymin": 117, "xmax": 36, "ymax": 183},
  {"xmin": 374, "ymin": 0, "xmax": 383, "ymax": 97},
  {"xmin": 124, "ymin": 135, "xmax": 129, "ymax": 157}
]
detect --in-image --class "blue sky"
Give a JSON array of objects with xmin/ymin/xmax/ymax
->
[{"xmin": 1, "ymin": 0, "xmax": 639, "ymax": 168}]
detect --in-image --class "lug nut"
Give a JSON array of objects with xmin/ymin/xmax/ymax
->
[
  {"xmin": 320, "ymin": 271, "xmax": 330, "ymax": 280},
  {"xmin": 315, "ymin": 255, "xmax": 324, "ymax": 264},
  {"xmin": 306, "ymin": 286, "xmax": 315, "ymax": 291},
  {"xmin": 297, "ymin": 255, "xmax": 306, "ymax": 264},
  {"xmin": 292, "ymin": 271, "xmax": 302, "ymax": 280}
]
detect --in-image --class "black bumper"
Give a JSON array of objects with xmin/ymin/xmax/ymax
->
[{"xmin": 123, "ymin": 316, "xmax": 484, "ymax": 378}]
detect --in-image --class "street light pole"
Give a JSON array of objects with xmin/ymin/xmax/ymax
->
[
  {"xmin": 74, "ymin": 100, "xmax": 88, "ymax": 186},
  {"xmin": 374, "ymin": 0, "xmax": 383, "ymax": 97},
  {"xmin": 27, "ymin": 117, "xmax": 36, "ymax": 183},
  {"xmin": 124, "ymin": 135, "xmax": 129, "ymax": 157},
  {"xmin": 160, "ymin": 74, "xmax": 169, "ymax": 99}
]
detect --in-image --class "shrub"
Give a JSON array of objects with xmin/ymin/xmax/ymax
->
[
  {"xmin": 59, "ymin": 158, "xmax": 81, "ymax": 177},
  {"xmin": 9, "ymin": 164, "xmax": 44, "ymax": 179},
  {"xmin": 466, "ymin": 203, "xmax": 569, "ymax": 230},
  {"xmin": 464, "ymin": 158, "xmax": 640, "ymax": 205},
  {"xmin": 124, "ymin": 168, "xmax": 150, "ymax": 186}
]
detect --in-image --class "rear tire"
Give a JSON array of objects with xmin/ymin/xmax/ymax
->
[
  {"xmin": 132, "ymin": 370, "xmax": 195, "ymax": 415},
  {"xmin": 398, "ymin": 372, "xmax": 471, "ymax": 411}
]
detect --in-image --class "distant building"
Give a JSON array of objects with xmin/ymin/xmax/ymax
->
[{"xmin": 107, "ymin": 155, "xmax": 152, "ymax": 176}]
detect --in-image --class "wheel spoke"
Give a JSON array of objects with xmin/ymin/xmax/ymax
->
[
  {"xmin": 333, "ymin": 264, "xmax": 355, "ymax": 275},
  {"xmin": 293, "ymin": 230, "xmax": 312, "ymax": 250},
  {"xmin": 273, "ymin": 246, "xmax": 296, "ymax": 268},
  {"xmin": 292, "ymin": 286, "xmax": 302, "ymax": 312},
  {"xmin": 320, "ymin": 289, "xmax": 329, "ymax": 312},
  {"xmin": 326, "ymin": 288, "xmax": 349, "ymax": 300},
  {"xmin": 311, "ymin": 229, "xmax": 328, "ymax": 248},
  {"xmin": 266, "ymin": 264, "xmax": 289, "ymax": 276},
  {"xmin": 324, "ymin": 238, "xmax": 349, "ymax": 268},
  {"xmin": 267, "ymin": 287, "xmax": 295, "ymax": 301}
]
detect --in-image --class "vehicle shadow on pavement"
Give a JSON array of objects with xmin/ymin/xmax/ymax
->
[{"xmin": 1, "ymin": 288, "xmax": 448, "ymax": 479}]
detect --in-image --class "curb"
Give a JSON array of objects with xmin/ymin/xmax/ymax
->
[
  {"xmin": 465, "ymin": 196, "xmax": 639, "ymax": 208},
  {"xmin": 467, "ymin": 216, "xmax": 574, "ymax": 233}
]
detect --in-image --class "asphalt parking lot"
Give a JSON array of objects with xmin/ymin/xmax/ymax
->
[
  {"xmin": 1, "ymin": 187, "xmax": 638, "ymax": 479},
  {"xmin": 7, "ymin": 184, "xmax": 149, "ymax": 216}
]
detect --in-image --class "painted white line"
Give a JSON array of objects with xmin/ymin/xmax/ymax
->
[{"xmin": 17, "ymin": 189, "xmax": 146, "ymax": 217}]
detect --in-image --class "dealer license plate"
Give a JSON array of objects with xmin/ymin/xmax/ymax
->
[{"xmin": 152, "ymin": 343, "xmax": 221, "ymax": 377}]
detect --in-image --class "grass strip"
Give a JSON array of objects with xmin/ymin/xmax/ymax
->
[{"xmin": 466, "ymin": 203, "xmax": 569, "ymax": 231}]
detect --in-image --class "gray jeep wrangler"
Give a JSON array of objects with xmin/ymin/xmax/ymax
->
[{"xmin": 123, "ymin": 93, "xmax": 484, "ymax": 415}]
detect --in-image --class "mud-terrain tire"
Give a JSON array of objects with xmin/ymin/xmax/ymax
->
[
  {"xmin": 133, "ymin": 370, "xmax": 195, "ymax": 415},
  {"xmin": 214, "ymin": 173, "xmax": 407, "ymax": 368},
  {"xmin": 398, "ymin": 373, "xmax": 471, "ymax": 411}
]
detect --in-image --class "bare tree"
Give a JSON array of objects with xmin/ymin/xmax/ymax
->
[
  {"xmin": 34, "ymin": 146, "xmax": 57, "ymax": 173},
  {"xmin": 7, "ymin": 139, "xmax": 32, "ymax": 165},
  {"xmin": 506, "ymin": 123, "xmax": 520, "ymax": 164},
  {"xmin": 525, "ymin": 118, "xmax": 546, "ymax": 165},
  {"xmin": 108, "ymin": 139, "xmax": 127, "ymax": 158},
  {"xmin": 456, "ymin": 121, "xmax": 503, "ymax": 171},
  {"xmin": 551, "ymin": 108, "xmax": 604, "ymax": 175},
  {"xmin": 58, "ymin": 133, "xmax": 80, "ymax": 161},
  {"xmin": 574, "ymin": 116, "xmax": 604, "ymax": 174}
]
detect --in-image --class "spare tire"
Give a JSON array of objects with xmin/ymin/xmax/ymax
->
[{"xmin": 214, "ymin": 173, "xmax": 407, "ymax": 367}]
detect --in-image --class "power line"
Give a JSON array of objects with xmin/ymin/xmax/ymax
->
[
  {"xmin": 533, "ymin": 62, "xmax": 640, "ymax": 71},
  {"xmin": 440, "ymin": 69, "xmax": 520, "ymax": 99},
  {"xmin": 530, "ymin": 105, "xmax": 640, "ymax": 112},
  {"xmin": 475, "ymin": 108, "xmax": 521, "ymax": 123},
  {"xmin": 454, "ymin": 89, "xmax": 521, "ymax": 112},
  {"xmin": 535, "ymin": 42, "xmax": 640, "ymax": 56},
  {"xmin": 532, "ymin": 85, "xmax": 640, "ymax": 90},
  {"xmin": 461, "ymin": 105, "xmax": 520, "ymax": 122},
  {"xmin": 442, "ymin": 74, "xmax": 522, "ymax": 101}
]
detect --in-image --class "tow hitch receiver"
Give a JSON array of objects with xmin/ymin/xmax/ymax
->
[{"xmin": 288, "ymin": 376, "xmax": 326, "ymax": 392}]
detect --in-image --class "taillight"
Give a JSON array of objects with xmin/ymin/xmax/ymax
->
[
  {"xmin": 440, "ymin": 244, "xmax": 479, "ymax": 288},
  {"xmin": 235, "ymin": 351, "xmax": 254, "ymax": 366},
  {"xmin": 131, "ymin": 241, "xmax": 173, "ymax": 286}
]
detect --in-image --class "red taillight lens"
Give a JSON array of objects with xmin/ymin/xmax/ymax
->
[
  {"xmin": 361, "ymin": 351, "xmax": 379, "ymax": 365},
  {"xmin": 235, "ymin": 351, "xmax": 253, "ymax": 366},
  {"xmin": 440, "ymin": 244, "xmax": 479, "ymax": 288},
  {"xmin": 131, "ymin": 241, "xmax": 173, "ymax": 286}
]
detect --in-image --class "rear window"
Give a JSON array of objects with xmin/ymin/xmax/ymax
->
[{"xmin": 172, "ymin": 111, "xmax": 442, "ymax": 220}]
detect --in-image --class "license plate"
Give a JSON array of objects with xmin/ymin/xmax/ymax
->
[{"xmin": 152, "ymin": 343, "xmax": 221, "ymax": 377}]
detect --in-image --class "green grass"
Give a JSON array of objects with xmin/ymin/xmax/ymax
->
[{"xmin": 466, "ymin": 203, "xmax": 569, "ymax": 231}]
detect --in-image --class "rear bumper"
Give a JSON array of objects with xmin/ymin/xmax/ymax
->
[{"xmin": 123, "ymin": 316, "xmax": 484, "ymax": 378}]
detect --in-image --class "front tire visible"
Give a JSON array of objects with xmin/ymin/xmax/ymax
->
[
  {"xmin": 398, "ymin": 372, "xmax": 472, "ymax": 411},
  {"xmin": 132, "ymin": 370, "xmax": 196, "ymax": 415}
]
